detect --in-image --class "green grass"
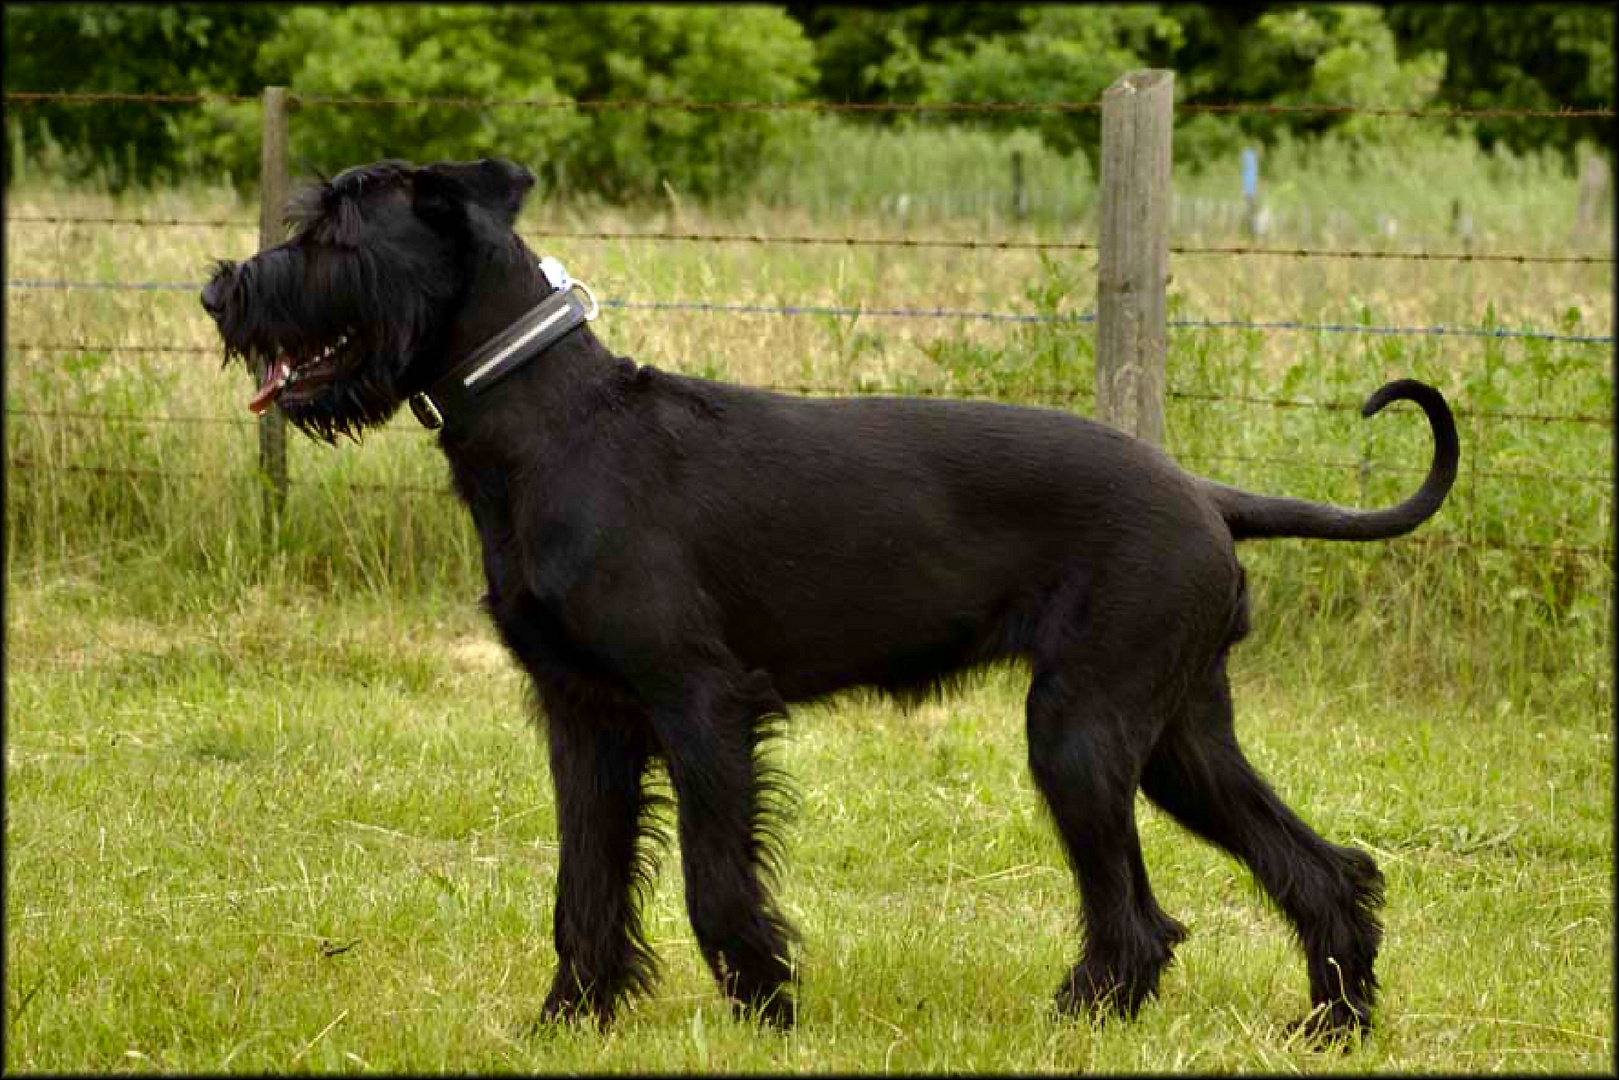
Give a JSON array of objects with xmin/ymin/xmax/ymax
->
[
  {"xmin": 5, "ymin": 125, "xmax": 1614, "ymax": 1070},
  {"xmin": 5, "ymin": 583, "xmax": 1612, "ymax": 1071}
]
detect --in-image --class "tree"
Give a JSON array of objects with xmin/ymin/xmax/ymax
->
[
  {"xmin": 188, "ymin": 5, "xmax": 816, "ymax": 201},
  {"xmin": 1386, "ymin": 3, "xmax": 1614, "ymax": 157},
  {"xmin": 785, "ymin": 5, "xmax": 1025, "ymax": 105},
  {"xmin": 3, "ymin": 3, "xmax": 284, "ymax": 186},
  {"xmin": 6, "ymin": 3, "xmax": 817, "ymax": 199},
  {"xmin": 1247, "ymin": 5, "xmax": 1447, "ymax": 144}
]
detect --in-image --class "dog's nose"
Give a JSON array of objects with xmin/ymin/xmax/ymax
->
[{"xmin": 200, "ymin": 268, "xmax": 233, "ymax": 319}]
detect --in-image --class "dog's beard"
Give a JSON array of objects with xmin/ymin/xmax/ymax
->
[
  {"xmin": 208, "ymin": 247, "xmax": 446, "ymax": 444},
  {"xmin": 226, "ymin": 334, "xmax": 402, "ymax": 444},
  {"xmin": 243, "ymin": 331, "xmax": 355, "ymax": 415}
]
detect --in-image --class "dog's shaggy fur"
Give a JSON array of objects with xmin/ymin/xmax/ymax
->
[{"xmin": 202, "ymin": 158, "xmax": 1458, "ymax": 1039}]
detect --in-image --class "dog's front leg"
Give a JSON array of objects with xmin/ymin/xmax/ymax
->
[
  {"xmin": 648, "ymin": 668, "xmax": 798, "ymax": 1029},
  {"xmin": 538, "ymin": 694, "xmax": 662, "ymax": 1027}
]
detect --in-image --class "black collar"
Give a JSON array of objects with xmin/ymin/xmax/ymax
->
[{"xmin": 409, "ymin": 269, "xmax": 598, "ymax": 430}]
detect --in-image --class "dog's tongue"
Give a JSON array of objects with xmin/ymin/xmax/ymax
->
[{"xmin": 247, "ymin": 356, "xmax": 291, "ymax": 415}]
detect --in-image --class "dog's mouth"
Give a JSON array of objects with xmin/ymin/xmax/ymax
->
[{"xmin": 245, "ymin": 333, "xmax": 353, "ymax": 415}]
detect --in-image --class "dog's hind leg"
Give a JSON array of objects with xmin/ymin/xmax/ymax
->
[
  {"xmin": 538, "ymin": 691, "xmax": 664, "ymax": 1027},
  {"xmin": 1139, "ymin": 661, "xmax": 1383, "ymax": 1040},
  {"xmin": 1026, "ymin": 666, "xmax": 1187, "ymax": 1020},
  {"xmin": 647, "ymin": 665, "xmax": 798, "ymax": 1029}
]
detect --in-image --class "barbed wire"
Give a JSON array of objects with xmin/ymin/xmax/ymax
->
[
  {"xmin": 9, "ymin": 338, "xmax": 1614, "ymax": 428},
  {"xmin": 9, "ymin": 456, "xmax": 1606, "ymax": 559},
  {"xmin": 12, "ymin": 282, "xmax": 1609, "ymax": 345},
  {"xmin": 9, "ymin": 280, "xmax": 204, "ymax": 293},
  {"xmin": 1181, "ymin": 449, "xmax": 1611, "ymax": 486},
  {"xmin": 1164, "ymin": 389, "xmax": 1612, "ymax": 427},
  {"xmin": 7, "ymin": 215, "xmax": 1613, "ymax": 267},
  {"xmin": 4, "ymin": 457, "xmax": 449, "ymax": 496},
  {"xmin": 5, "ymin": 90, "xmax": 1612, "ymax": 120},
  {"xmin": 6, "ymin": 87, "xmax": 1609, "ymax": 598},
  {"xmin": 1177, "ymin": 101, "xmax": 1615, "ymax": 120},
  {"xmin": 1170, "ymin": 243, "xmax": 1610, "ymax": 265},
  {"xmin": 10, "ymin": 405, "xmax": 1607, "ymax": 487},
  {"xmin": 4, "ymin": 91, "xmax": 256, "ymax": 105},
  {"xmin": 7, "ymin": 407, "xmax": 250, "ymax": 427},
  {"xmin": 7, "ymin": 214, "xmax": 258, "ymax": 231},
  {"xmin": 6, "ymin": 374, "xmax": 1609, "ymax": 432},
  {"xmin": 9, "ymin": 342, "xmax": 218, "ymax": 355},
  {"xmin": 1162, "ymin": 314, "xmax": 1612, "ymax": 345},
  {"xmin": 755, "ymin": 381, "xmax": 1612, "ymax": 427}
]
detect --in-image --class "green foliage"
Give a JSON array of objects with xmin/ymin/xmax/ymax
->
[
  {"xmin": 1251, "ymin": 5, "xmax": 1447, "ymax": 143},
  {"xmin": 879, "ymin": 5, "xmax": 1183, "ymax": 163},
  {"xmin": 1387, "ymin": 3, "xmax": 1614, "ymax": 158},
  {"xmin": 186, "ymin": 7, "xmax": 587, "ymax": 193},
  {"xmin": 921, "ymin": 253, "xmax": 1094, "ymax": 396},
  {"xmin": 793, "ymin": 3, "xmax": 1612, "ymax": 173},
  {"xmin": 548, "ymin": 5, "xmax": 817, "ymax": 201},
  {"xmin": 5, "ymin": 3, "xmax": 1613, "ymax": 195},
  {"xmin": 1, "ymin": 3, "xmax": 282, "ymax": 186},
  {"xmin": 791, "ymin": 5, "xmax": 1027, "ymax": 103},
  {"xmin": 185, "ymin": 5, "xmax": 816, "ymax": 202}
]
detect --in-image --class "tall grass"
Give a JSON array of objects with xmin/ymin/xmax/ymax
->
[{"xmin": 749, "ymin": 115, "xmax": 1094, "ymax": 225}]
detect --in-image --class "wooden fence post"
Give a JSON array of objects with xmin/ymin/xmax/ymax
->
[
  {"xmin": 1011, "ymin": 149, "xmax": 1028, "ymax": 221},
  {"xmin": 258, "ymin": 86, "xmax": 289, "ymax": 548},
  {"xmin": 1575, "ymin": 146, "xmax": 1610, "ymax": 241},
  {"xmin": 1095, "ymin": 69, "xmax": 1173, "ymax": 448}
]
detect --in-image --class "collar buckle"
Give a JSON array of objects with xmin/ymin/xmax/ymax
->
[{"xmin": 409, "ymin": 392, "xmax": 444, "ymax": 430}]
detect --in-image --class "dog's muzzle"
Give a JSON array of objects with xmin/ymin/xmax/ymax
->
[{"xmin": 200, "ymin": 271, "xmax": 232, "ymax": 320}]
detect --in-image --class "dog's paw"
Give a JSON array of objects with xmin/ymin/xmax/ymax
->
[
  {"xmin": 727, "ymin": 991, "xmax": 796, "ymax": 1031},
  {"xmin": 539, "ymin": 975, "xmax": 618, "ymax": 1031},
  {"xmin": 1284, "ymin": 1001, "xmax": 1372, "ymax": 1052},
  {"xmin": 1052, "ymin": 962, "xmax": 1156, "ymax": 1022}
]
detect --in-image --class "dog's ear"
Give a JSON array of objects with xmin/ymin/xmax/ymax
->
[{"xmin": 414, "ymin": 159, "xmax": 536, "ymax": 229}]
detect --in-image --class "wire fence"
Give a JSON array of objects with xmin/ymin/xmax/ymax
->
[
  {"xmin": 8, "ymin": 214, "xmax": 1613, "ymax": 265},
  {"xmin": 3, "ymin": 387, "xmax": 1611, "ymax": 433},
  {"xmin": 6, "ymin": 87, "xmax": 1613, "ymax": 563},
  {"xmin": 7, "ymin": 282, "xmax": 1614, "ymax": 347},
  {"xmin": 7, "ymin": 456, "xmax": 1606, "ymax": 561},
  {"xmin": 6, "ymin": 89, "xmax": 1614, "ymax": 119},
  {"xmin": 7, "ymin": 403, "xmax": 1611, "ymax": 491}
]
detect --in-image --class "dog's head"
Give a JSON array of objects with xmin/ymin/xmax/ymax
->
[{"xmin": 201, "ymin": 158, "xmax": 538, "ymax": 442}]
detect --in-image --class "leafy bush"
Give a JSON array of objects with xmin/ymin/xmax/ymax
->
[
  {"xmin": 181, "ymin": 5, "xmax": 816, "ymax": 202},
  {"xmin": 2, "ymin": 3, "xmax": 283, "ymax": 187},
  {"xmin": 888, "ymin": 5, "xmax": 1182, "ymax": 163}
]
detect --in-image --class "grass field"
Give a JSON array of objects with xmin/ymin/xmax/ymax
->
[{"xmin": 5, "ymin": 125, "xmax": 1614, "ymax": 1071}]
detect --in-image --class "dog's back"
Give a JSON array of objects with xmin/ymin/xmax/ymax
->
[{"xmin": 580, "ymin": 368, "xmax": 1237, "ymax": 702}]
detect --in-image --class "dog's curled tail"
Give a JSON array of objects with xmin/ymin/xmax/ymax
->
[{"xmin": 1204, "ymin": 379, "xmax": 1459, "ymax": 542}]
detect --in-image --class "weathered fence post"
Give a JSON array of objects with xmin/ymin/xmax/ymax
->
[
  {"xmin": 1451, "ymin": 197, "xmax": 1474, "ymax": 253},
  {"xmin": 1096, "ymin": 69, "xmax": 1173, "ymax": 448},
  {"xmin": 1575, "ymin": 146, "xmax": 1610, "ymax": 241},
  {"xmin": 258, "ymin": 86, "xmax": 289, "ymax": 548},
  {"xmin": 1011, "ymin": 149, "xmax": 1028, "ymax": 221}
]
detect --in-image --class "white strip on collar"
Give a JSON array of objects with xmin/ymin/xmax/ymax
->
[
  {"xmin": 462, "ymin": 303, "xmax": 572, "ymax": 388},
  {"xmin": 539, "ymin": 255, "xmax": 571, "ymax": 291}
]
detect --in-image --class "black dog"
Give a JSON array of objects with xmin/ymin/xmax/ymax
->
[{"xmin": 202, "ymin": 158, "xmax": 1458, "ymax": 1039}]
